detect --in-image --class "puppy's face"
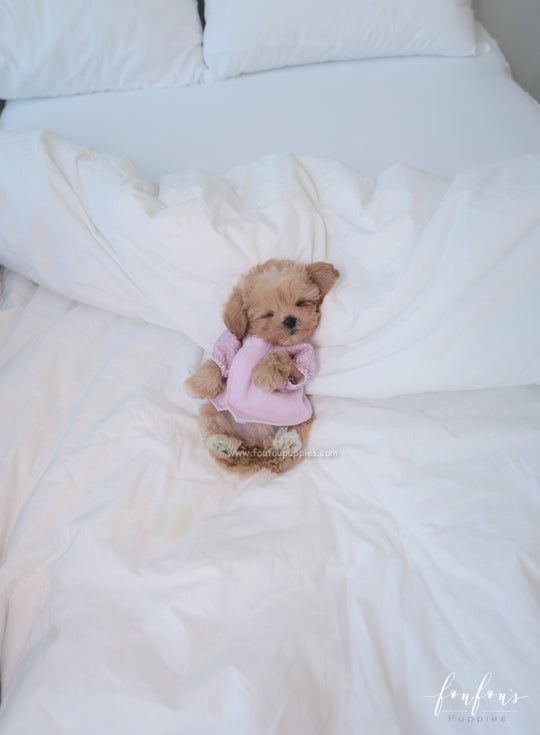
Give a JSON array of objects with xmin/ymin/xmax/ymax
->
[{"xmin": 223, "ymin": 259, "xmax": 339, "ymax": 346}]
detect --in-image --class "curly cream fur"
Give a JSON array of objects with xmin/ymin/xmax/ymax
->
[{"xmin": 186, "ymin": 259, "xmax": 339, "ymax": 474}]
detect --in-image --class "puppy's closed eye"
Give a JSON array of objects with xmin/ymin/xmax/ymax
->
[
  {"xmin": 295, "ymin": 299, "xmax": 314, "ymax": 308},
  {"xmin": 263, "ymin": 311, "xmax": 274, "ymax": 318}
]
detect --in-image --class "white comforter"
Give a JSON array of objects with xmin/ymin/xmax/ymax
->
[{"xmin": 0, "ymin": 132, "xmax": 539, "ymax": 734}]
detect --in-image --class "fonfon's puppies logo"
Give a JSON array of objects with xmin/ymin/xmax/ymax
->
[{"xmin": 426, "ymin": 673, "xmax": 528, "ymax": 724}]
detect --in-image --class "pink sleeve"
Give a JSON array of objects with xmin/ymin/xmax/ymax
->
[
  {"xmin": 284, "ymin": 343, "xmax": 316, "ymax": 392},
  {"xmin": 212, "ymin": 329, "xmax": 241, "ymax": 377}
]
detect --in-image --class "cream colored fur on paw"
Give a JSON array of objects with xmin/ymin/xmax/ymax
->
[
  {"xmin": 206, "ymin": 434, "xmax": 242, "ymax": 457},
  {"xmin": 272, "ymin": 427, "xmax": 302, "ymax": 454}
]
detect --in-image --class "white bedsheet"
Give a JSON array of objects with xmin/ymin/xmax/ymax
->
[
  {"xmin": 0, "ymin": 133, "xmax": 539, "ymax": 733},
  {"xmin": 1, "ymin": 28, "xmax": 540, "ymax": 180},
  {"xmin": 1, "ymin": 274, "xmax": 538, "ymax": 734}
]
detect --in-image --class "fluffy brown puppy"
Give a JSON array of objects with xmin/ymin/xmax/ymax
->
[{"xmin": 185, "ymin": 259, "xmax": 339, "ymax": 474}]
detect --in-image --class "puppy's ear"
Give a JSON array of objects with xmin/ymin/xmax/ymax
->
[
  {"xmin": 307, "ymin": 262, "xmax": 340, "ymax": 300},
  {"xmin": 223, "ymin": 285, "xmax": 248, "ymax": 339}
]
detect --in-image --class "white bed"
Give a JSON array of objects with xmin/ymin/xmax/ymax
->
[
  {"xmin": 2, "ymin": 28, "xmax": 540, "ymax": 179},
  {"xmin": 1, "ymin": 18, "xmax": 540, "ymax": 735}
]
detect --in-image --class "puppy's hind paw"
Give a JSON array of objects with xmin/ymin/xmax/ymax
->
[
  {"xmin": 272, "ymin": 427, "xmax": 302, "ymax": 455},
  {"xmin": 206, "ymin": 434, "xmax": 243, "ymax": 458}
]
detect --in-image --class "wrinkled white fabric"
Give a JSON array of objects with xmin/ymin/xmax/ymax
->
[
  {"xmin": 0, "ymin": 133, "xmax": 539, "ymax": 734},
  {"xmin": 0, "ymin": 131, "xmax": 539, "ymax": 398},
  {"xmin": 0, "ymin": 271, "xmax": 538, "ymax": 734}
]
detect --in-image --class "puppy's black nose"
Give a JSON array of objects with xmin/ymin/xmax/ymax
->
[{"xmin": 283, "ymin": 315, "xmax": 297, "ymax": 330}]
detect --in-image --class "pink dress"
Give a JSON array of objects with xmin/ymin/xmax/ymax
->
[{"xmin": 210, "ymin": 329, "xmax": 316, "ymax": 426}]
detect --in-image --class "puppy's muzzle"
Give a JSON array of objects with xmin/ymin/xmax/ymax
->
[{"xmin": 282, "ymin": 315, "xmax": 297, "ymax": 330}]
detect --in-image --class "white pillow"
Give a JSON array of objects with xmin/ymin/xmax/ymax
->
[
  {"xmin": 0, "ymin": 0, "xmax": 204, "ymax": 99},
  {"xmin": 203, "ymin": 0, "xmax": 478, "ymax": 80}
]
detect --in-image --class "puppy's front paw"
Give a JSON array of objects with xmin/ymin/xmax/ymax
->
[
  {"xmin": 253, "ymin": 351, "xmax": 292, "ymax": 393},
  {"xmin": 185, "ymin": 360, "xmax": 225, "ymax": 399}
]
